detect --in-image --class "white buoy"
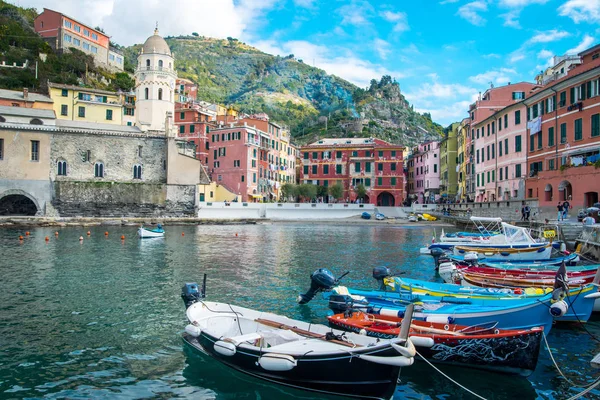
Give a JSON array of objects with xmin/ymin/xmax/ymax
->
[
  {"xmin": 258, "ymin": 353, "xmax": 297, "ymax": 371},
  {"xmin": 214, "ymin": 341, "xmax": 236, "ymax": 356}
]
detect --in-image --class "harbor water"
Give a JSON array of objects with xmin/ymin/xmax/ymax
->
[{"xmin": 1, "ymin": 224, "xmax": 599, "ymax": 399}]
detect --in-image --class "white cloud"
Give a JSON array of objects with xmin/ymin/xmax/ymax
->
[
  {"xmin": 373, "ymin": 38, "xmax": 391, "ymax": 60},
  {"xmin": 501, "ymin": 10, "xmax": 521, "ymax": 28},
  {"xmin": 483, "ymin": 53, "xmax": 501, "ymax": 59},
  {"xmin": 380, "ymin": 11, "xmax": 409, "ymax": 32},
  {"xmin": 405, "ymin": 80, "xmax": 477, "ymax": 100},
  {"xmin": 528, "ymin": 29, "xmax": 570, "ymax": 43},
  {"xmin": 293, "ymin": 0, "xmax": 316, "ymax": 8},
  {"xmin": 17, "ymin": 0, "xmax": 279, "ymax": 45},
  {"xmin": 566, "ymin": 35, "xmax": 597, "ymax": 54},
  {"xmin": 440, "ymin": 0, "xmax": 459, "ymax": 4},
  {"xmin": 469, "ymin": 68, "xmax": 516, "ymax": 85},
  {"xmin": 338, "ymin": 1, "xmax": 374, "ymax": 26},
  {"xmin": 499, "ymin": 0, "xmax": 548, "ymax": 7},
  {"xmin": 558, "ymin": 0, "xmax": 600, "ymax": 24},
  {"xmin": 457, "ymin": 1, "xmax": 488, "ymax": 26},
  {"xmin": 415, "ymin": 100, "xmax": 473, "ymax": 123},
  {"xmin": 509, "ymin": 51, "xmax": 526, "ymax": 63},
  {"xmin": 537, "ymin": 49, "xmax": 553, "ymax": 59}
]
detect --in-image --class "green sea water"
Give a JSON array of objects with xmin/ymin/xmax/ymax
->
[{"xmin": 0, "ymin": 224, "xmax": 599, "ymax": 399}]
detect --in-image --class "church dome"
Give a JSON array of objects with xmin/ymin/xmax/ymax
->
[{"xmin": 141, "ymin": 28, "xmax": 171, "ymax": 56}]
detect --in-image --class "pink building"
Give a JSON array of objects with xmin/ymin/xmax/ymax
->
[
  {"xmin": 408, "ymin": 141, "xmax": 440, "ymax": 203},
  {"xmin": 469, "ymin": 83, "xmax": 539, "ymax": 202}
]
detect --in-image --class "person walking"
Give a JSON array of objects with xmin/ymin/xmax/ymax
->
[
  {"xmin": 524, "ymin": 204, "xmax": 531, "ymax": 221},
  {"xmin": 521, "ymin": 204, "xmax": 527, "ymax": 221},
  {"xmin": 562, "ymin": 200, "xmax": 571, "ymax": 221},
  {"xmin": 583, "ymin": 213, "xmax": 596, "ymax": 226},
  {"xmin": 557, "ymin": 202, "xmax": 564, "ymax": 222}
]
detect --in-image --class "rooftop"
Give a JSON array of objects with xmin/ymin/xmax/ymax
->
[
  {"xmin": 40, "ymin": 8, "xmax": 109, "ymax": 39},
  {"xmin": 0, "ymin": 105, "xmax": 55, "ymax": 119},
  {"xmin": 48, "ymin": 82, "xmax": 119, "ymax": 96},
  {"xmin": 0, "ymin": 89, "xmax": 53, "ymax": 103}
]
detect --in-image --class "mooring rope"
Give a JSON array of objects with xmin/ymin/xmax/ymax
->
[
  {"xmin": 542, "ymin": 333, "xmax": 600, "ymax": 389},
  {"xmin": 415, "ymin": 349, "xmax": 488, "ymax": 400}
]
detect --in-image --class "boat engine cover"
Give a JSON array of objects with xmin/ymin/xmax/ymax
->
[
  {"xmin": 373, "ymin": 266, "xmax": 392, "ymax": 290},
  {"xmin": 182, "ymin": 282, "xmax": 204, "ymax": 309},
  {"xmin": 298, "ymin": 268, "xmax": 337, "ymax": 304}
]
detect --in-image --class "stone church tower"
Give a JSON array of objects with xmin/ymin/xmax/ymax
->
[{"xmin": 135, "ymin": 27, "xmax": 176, "ymax": 132}]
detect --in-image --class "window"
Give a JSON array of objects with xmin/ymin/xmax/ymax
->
[
  {"xmin": 548, "ymin": 127, "xmax": 554, "ymax": 147},
  {"xmin": 253, "ymin": 173, "xmax": 256, "ymax": 183},
  {"xmin": 336, "ymin": 164, "xmax": 342, "ymax": 174},
  {"xmin": 515, "ymin": 135, "xmax": 522, "ymax": 152},
  {"xmin": 512, "ymin": 91, "xmax": 525, "ymax": 100},
  {"xmin": 377, "ymin": 177, "xmax": 382, "ymax": 186},
  {"xmin": 391, "ymin": 150, "xmax": 396, "ymax": 157},
  {"xmin": 487, "ymin": 124, "xmax": 490, "ymax": 136},
  {"xmin": 477, "ymin": 174, "xmax": 480, "ymax": 187},
  {"xmin": 365, "ymin": 178, "xmax": 371, "ymax": 187},
  {"xmin": 559, "ymin": 91, "xmax": 566, "ymax": 107},
  {"xmin": 574, "ymin": 119, "xmax": 583, "ymax": 140},
  {"xmin": 476, "ymin": 149, "xmax": 480, "ymax": 163},
  {"xmin": 158, "ymin": 88, "xmax": 163, "ymax": 100},
  {"xmin": 352, "ymin": 151, "xmax": 358, "ymax": 157},
  {"xmin": 560, "ymin": 123, "xmax": 567, "ymax": 143},
  {"xmin": 94, "ymin": 162, "xmax": 104, "ymax": 177},
  {"xmin": 84, "ymin": 29, "xmax": 89, "ymax": 36},
  {"xmin": 536, "ymin": 131, "xmax": 542, "ymax": 149},
  {"xmin": 190, "ymin": 125, "xmax": 195, "ymax": 133},
  {"xmin": 391, "ymin": 177, "xmax": 397, "ymax": 186},
  {"xmin": 487, "ymin": 171, "xmax": 490, "ymax": 183},
  {"xmin": 336, "ymin": 151, "xmax": 342, "ymax": 158},
  {"xmin": 106, "ymin": 109, "xmax": 113, "ymax": 120},
  {"xmin": 133, "ymin": 165, "xmax": 142, "ymax": 179},
  {"xmin": 91, "ymin": 46, "xmax": 97, "ymax": 54},
  {"xmin": 515, "ymin": 110, "xmax": 521, "ymax": 125},
  {"xmin": 366, "ymin": 162, "xmax": 371, "ymax": 172},
  {"xmin": 377, "ymin": 163, "xmax": 383, "ymax": 171},
  {"xmin": 63, "ymin": 34, "xmax": 72, "ymax": 43},
  {"xmin": 487, "ymin": 145, "xmax": 490, "ymax": 160},
  {"xmin": 390, "ymin": 163, "xmax": 396, "ymax": 171},
  {"xmin": 73, "ymin": 38, "xmax": 80, "ymax": 46},
  {"xmin": 530, "ymin": 134, "xmax": 535, "ymax": 152},
  {"xmin": 241, "ymin": 175, "xmax": 245, "ymax": 182},
  {"xmin": 492, "ymin": 143, "xmax": 495, "ymax": 159},
  {"xmin": 83, "ymin": 42, "xmax": 89, "ymax": 50},
  {"xmin": 499, "ymin": 142, "xmax": 503, "ymax": 157},
  {"xmin": 179, "ymin": 125, "xmax": 185, "ymax": 134},
  {"xmin": 303, "ymin": 165, "xmax": 309, "ymax": 174},
  {"xmin": 144, "ymin": 88, "xmax": 149, "ymax": 100},
  {"xmin": 303, "ymin": 152, "xmax": 308, "ymax": 160},
  {"xmin": 592, "ymin": 114, "xmax": 600, "ymax": 137},
  {"xmin": 504, "ymin": 114, "xmax": 508, "ymax": 129},
  {"xmin": 491, "ymin": 170, "xmax": 495, "ymax": 182},
  {"xmin": 312, "ymin": 165, "xmax": 317, "ymax": 174},
  {"xmin": 312, "ymin": 152, "xmax": 318, "ymax": 159},
  {"xmin": 500, "ymin": 168, "xmax": 503, "ymax": 181},
  {"xmin": 324, "ymin": 165, "xmax": 329, "ymax": 174},
  {"xmin": 158, "ymin": 60, "xmax": 163, "ymax": 69},
  {"xmin": 515, "ymin": 164, "xmax": 521, "ymax": 178},
  {"xmin": 64, "ymin": 20, "xmax": 72, "ymax": 28},
  {"xmin": 549, "ymin": 159, "xmax": 555, "ymax": 171},
  {"xmin": 0, "ymin": 138, "xmax": 3, "ymax": 160},
  {"xmin": 492, "ymin": 121, "xmax": 496, "ymax": 133},
  {"xmin": 78, "ymin": 106, "xmax": 85, "ymax": 117},
  {"xmin": 378, "ymin": 150, "xmax": 383, "ymax": 157},
  {"xmin": 91, "ymin": 33, "xmax": 98, "ymax": 40},
  {"xmin": 477, "ymin": 128, "xmax": 480, "ymax": 138},
  {"xmin": 60, "ymin": 104, "xmax": 68, "ymax": 116},
  {"xmin": 434, "ymin": 164, "xmax": 437, "ymax": 173},
  {"xmin": 355, "ymin": 162, "xmax": 360, "ymax": 172}
]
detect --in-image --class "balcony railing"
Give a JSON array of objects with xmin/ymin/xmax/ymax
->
[{"xmin": 135, "ymin": 66, "xmax": 176, "ymax": 76}]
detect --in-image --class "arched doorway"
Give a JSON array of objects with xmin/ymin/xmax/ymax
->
[
  {"xmin": 377, "ymin": 192, "xmax": 395, "ymax": 207},
  {"xmin": 362, "ymin": 195, "xmax": 370, "ymax": 204},
  {"xmin": 584, "ymin": 192, "xmax": 599, "ymax": 207},
  {"xmin": 558, "ymin": 180, "xmax": 572, "ymax": 201},
  {"xmin": 0, "ymin": 194, "xmax": 38, "ymax": 216},
  {"xmin": 544, "ymin": 184, "xmax": 553, "ymax": 202}
]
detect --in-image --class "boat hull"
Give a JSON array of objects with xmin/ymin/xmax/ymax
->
[
  {"xmin": 328, "ymin": 314, "xmax": 542, "ymax": 377},
  {"xmin": 183, "ymin": 332, "xmax": 402, "ymax": 400},
  {"xmin": 137, "ymin": 227, "xmax": 164, "ymax": 238},
  {"xmin": 453, "ymin": 244, "xmax": 552, "ymax": 261}
]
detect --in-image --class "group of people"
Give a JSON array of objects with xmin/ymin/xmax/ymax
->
[{"xmin": 556, "ymin": 200, "xmax": 571, "ymax": 222}]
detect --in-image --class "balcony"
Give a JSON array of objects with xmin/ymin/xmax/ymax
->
[{"xmin": 135, "ymin": 66, "xmax": 177, "ymax": 77}]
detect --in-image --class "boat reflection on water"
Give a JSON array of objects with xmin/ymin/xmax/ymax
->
[{"xmin": 182, "ymin": 344, "xmax": 339, "ymax": 400}]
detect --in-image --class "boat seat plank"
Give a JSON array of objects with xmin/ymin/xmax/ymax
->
[{"xmin": 256, "ymin": 318, "xmax": 362, "ymax": 348}]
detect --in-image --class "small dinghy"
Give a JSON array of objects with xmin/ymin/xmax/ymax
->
[
  {"xmin": 375, "ymin": 213, "xmax": 386, "ymax": 221},
  {"xmin": 181, "ymin": 280, "xmax": 419, "ymax": 400},
  {"xmin": 361, "ymin": 212, "xmax": 371, "ymax": 220},
  {"xmin": 328, "ymin": 311, "xmax": 543, "ymax": 376},
  {"xmin": 137, "ymin": 224, "xmax": 165, "ymax": 238}
]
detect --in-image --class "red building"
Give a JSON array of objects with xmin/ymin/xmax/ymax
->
[
  {"xmin": 175, "ymin": 103, "xmax": 215, "ymax": 163},
  {"xmin": 300, "ymin": 138, "xmax": 405, "ymax": 206},
  {"xmin": 524, "ymin": 43, "xmax": 600, "ymax": 210}
]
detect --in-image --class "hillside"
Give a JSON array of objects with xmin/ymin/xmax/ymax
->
[{"xmin": 124, "ymin": 36, "xmax": 444, "ymax": 146}]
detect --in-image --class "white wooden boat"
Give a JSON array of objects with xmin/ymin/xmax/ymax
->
[
  {"xmin": 137, "ymin": 225, "xmax": 165, "ymax": 238},
  {"xmin": 181, "ymin": 284, "xmax": 420, "ymax": 400}
]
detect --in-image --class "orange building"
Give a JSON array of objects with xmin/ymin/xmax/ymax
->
[
  {"xmin": 0, "ymin": 88, "xmax": 53, "ymax": 110},
  {"xmin": 34, "ymin": 8, "xmax": 123, "ymax": 71},
  {"xmin": 524, "ymin": 44, "xmax": 600, "ymax": 209}
]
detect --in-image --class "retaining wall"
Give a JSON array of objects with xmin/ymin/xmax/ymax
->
[{"xmin": 197, "ymin": 202, "xmax": 375, "ymax": 220}]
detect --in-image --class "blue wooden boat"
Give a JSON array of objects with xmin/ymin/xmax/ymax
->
[
  {"xmin": 361, "ymin": 212, "xmax": 371, "ymax": 220},
  {"xmin": 138, "ymin": 224, "xmax": 165, "ymax": 238}
]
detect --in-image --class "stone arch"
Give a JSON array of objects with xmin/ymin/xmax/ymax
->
[
  {"xmin": 544, "ymin": 183, "xmax": 553, "ymax": 202},
  {"xmin": 377, "ymin": 191, "xmax": 395, "ymax": 206},
  {"xmin": 0, "ymin": 189, "xmax": 40, "ymax": 216},
  {"xmin": 558, "ymin": 180, "xmax": 572, "ymax": 201},
  {"xmin": 30, "ymin": 118, "xmax": 43, "ymax": 125}
]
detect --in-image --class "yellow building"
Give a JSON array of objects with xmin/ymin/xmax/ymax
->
[{"xmin": 48, "ymin": 82, "xmax": 124, "ymax": 125}]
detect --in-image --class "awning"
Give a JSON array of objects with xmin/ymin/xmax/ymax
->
[
  {"xmin": 565, "ymin": 146, "xmax": 600, "ymax": 157},
  {"xmin": 249, "ymin": 194, "xmax": 262, "ymax": 199}
]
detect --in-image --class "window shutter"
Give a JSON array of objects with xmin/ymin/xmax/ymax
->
[
  {"xmin": 570, "ymin": 87, "xmax": 575, "ymax": 104},
  {"xmin": 580, "ymin": 83, "xmax": 586, "ymax": 100},
  {"xmin": 587, "ymin": 82, "xmax": 592, "ymax": 99}
]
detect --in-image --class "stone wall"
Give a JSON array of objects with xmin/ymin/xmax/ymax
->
[
  {"xmin": 53, "ymin": 181, "xmax": 196, "ymax": 217},
  {"xmin": 435, "ymin": 199, "xmax": 540, "ymax": 221},
  {"xmin": 50, "ymin": 133, "xmax": 167, "ymax": 183}
]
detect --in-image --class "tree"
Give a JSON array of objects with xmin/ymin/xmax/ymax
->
[
  {"xmin": 297, "ymin": 184, "xmax": 317, "ymax": 202},
  {"xmin": 280, "ymin": 183, "xmax": 297, "ymax": 202},
  {"xmin": 113, "ymin": 72, "xmax": 135, "ymax": 92},
  {"xmin": 329, "ymin": 183, "xmax": 343, "ymax": 200},
  {"xmin": 355, "ymin": 184, "xmax": 367, "ymax": 201},
  {"xmin": 192, "ymin": 32, "xmax": 199, "ymax": 37},
  {"xmin": 317, "ymin": 185, "xmax": 328, "ymax": 199}
]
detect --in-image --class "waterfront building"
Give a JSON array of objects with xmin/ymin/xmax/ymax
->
[
  {"xmin": 48, "ymin": 83, "xmax": 125, "ymax": 125},
  {"xmin": 0, "ymin": 88, "xmax": 53, "ymax": 110},
  {"xmin": 409, "ymin": 141, "xmax": 439, "ymax": 203},
  {"xmin": 457, "ymin": 118, "xmax": 470, "ymax": 202},
  {"xmin": 134, "ymin": 28, "xmax": 176, "ymax": 132},
  {"xmin": 524, "ymin": 44, "xmax": 600, "ymax": 210},
  {"xmin": 469, "ymin": 82, "xmax": 538, "ymax": 202},
  {"xmin": 175, "ymin": 103, "xmax": 215, "ymax": 163},
  {"xmin": 300, "ymin": 138, "xmax": 404, "ymax": 206},
  {"xmin": 176, "ymin": 78, "xmax": 198, "ymax": 104},
  {"xmin": 33, "ymin": 8, "xmax": 123, "ymax": 72},
  {"xmin": 0, "ymin": 31, "xmax": 207, "ymax": 217},
  {"xmin": 439, "ymin": 123, "xmax": 459, "ymax": 201}
]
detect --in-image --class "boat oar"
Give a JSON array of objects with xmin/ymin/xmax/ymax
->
[
  {"xmin": 255, "ymin": 318, "xmax": 360, "ymax": 348},
  {"xmin": 369, "ymin": 317, "xmax": 462, "ymax": 336}
]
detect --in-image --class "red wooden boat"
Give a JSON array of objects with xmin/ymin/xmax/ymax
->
[
  {"xmin": 327, "ymin": 311, "xmax": 543, "ymax": 376},
  {"xmin": 457, "ymin": 266, "xmax": 597, "ymax": 288}
]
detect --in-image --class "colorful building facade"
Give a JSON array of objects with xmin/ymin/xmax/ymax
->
[
  {"xmin": 300, "ymin": 138, "xmax": 405, "ymax": 206},
  {"xmin": 408, "ymin": 141, "xmax": 439, "ymax": 203},
  {"xmin": 440, "ymin": 123, "xmax": 458, "ymax": 201},
  {"xmin": 48, "ymin": 83, "xmax": 124, "ymax": 125},
  {"xmin": 524, "ymin": 44, "xmax": 600, "ymax": 209},
  {"xmin": 457, "ymin": 119, "xmax": 470, "ymax": 202}
]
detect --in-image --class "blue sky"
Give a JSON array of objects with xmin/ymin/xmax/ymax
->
[{"xmin": 13, "ymin": 0, "xmax": 600, "ymax": 125}]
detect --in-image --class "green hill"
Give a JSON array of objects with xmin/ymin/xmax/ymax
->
[{"xmin": 123, "ymin": 35, "xmax": 444, "ymax": 145}]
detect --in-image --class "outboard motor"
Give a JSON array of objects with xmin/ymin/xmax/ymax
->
[
  {"xmin": 181, "ymin": 274, "xmax": 206, "ymax": 309},
  {"xmin": 464, "ymin": 251, "xmax": 479, "ymax": 266},
  {"xmin": 430, "ymin": 248, "xmax": 446, "ymax": 269},
  {"xmin": 298, "ymin": 268, "xmax": 337, "ymax": 304},
  {"xmin": 373, "ymin": 266, "xmax": 392, "ymax": 290},
  {"xmin": 328, "ymin": 294, "xmax": 370, "ymax": 313}
]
